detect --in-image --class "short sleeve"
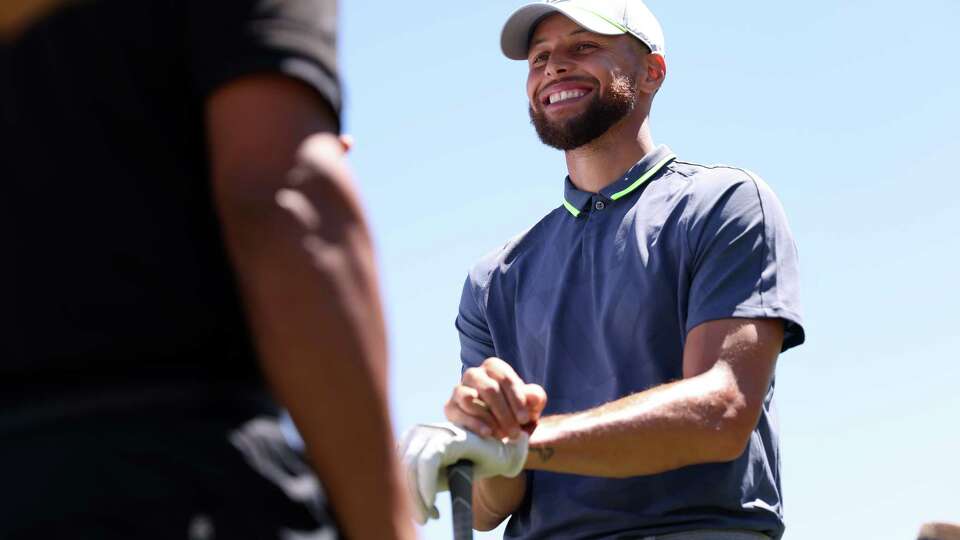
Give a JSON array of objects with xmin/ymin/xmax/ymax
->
[
  {"xmin": 685, "ymin": 172, "xmax": 805, "ymax": 352},
  {"xmin": 455, "ymin": 276, "xmax": 496, "ymax": 371},
  {"xmin": 186, "ymin": 0, "xmax": 341, "ymax": 124}
]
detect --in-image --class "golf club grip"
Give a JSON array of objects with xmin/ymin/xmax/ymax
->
[{"xmin": 448, "ymin": 460, "xmax": 474, "ymax": 540}]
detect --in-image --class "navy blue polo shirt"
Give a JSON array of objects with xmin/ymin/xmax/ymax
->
[{"xmin": 456, "ymin": 145, "xmax": 804, "ymax": 540}]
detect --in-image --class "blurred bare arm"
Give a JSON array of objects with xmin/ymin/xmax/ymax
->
[{"xmin": 207, "ymin": 74, "xmax": 413, "ymax": 540}]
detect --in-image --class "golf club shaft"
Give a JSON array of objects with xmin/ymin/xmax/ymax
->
[{"xmin": 448, "ymin": 460, "xmax": 473, "ymax": 540}]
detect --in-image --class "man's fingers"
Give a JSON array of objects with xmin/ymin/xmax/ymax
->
[
  {"xmin": 474, "ymin": 377, "xmax": 521, "ymax": 437},
  {"xmin": 455, "ymin": 359, "xmax": 542, "ymax": 439},
  {"xmin": 459, "ymin": 391, "xmax": 499, "ymax": 429},
  {"xmin": 445, "ymin": 387, "xmax": 496, "ymax": 437},
  {"xmin": 401, "ymin": 430, "xmax": 434, "ymax": 524},
  {"xmin": 405, "ymin": 462, "xmax": 430, "ymax": 524},
  {"xmin": 462, "ymin": 367, "xmax": 517, "ymax": 436},
  {"xmin": 476, "ymin": 358, "xmax": 531, "ymax": 436},
  {"xmin": 523, "ymin": 383, "xmax": 548, "ymax": 420},
  {"xmin": 487, "ymin": 364, "xmax": 530, "ymax": 426},
  {"xmin": 416, "ymin": 442, "xmax": 443, "ymax": 516},
  {"xmin": 452, "ymin": 413, "xmax": 494, "ymax": 439}
]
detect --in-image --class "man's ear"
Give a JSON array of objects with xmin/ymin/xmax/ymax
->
[{"xmin": 639, "ymin": 53, "xmax": 667, "ymax": 95}]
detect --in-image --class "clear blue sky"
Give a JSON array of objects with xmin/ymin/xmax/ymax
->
[{"xmin": 338, "ymin": 1, "xmax": 960, "ymax": 538}]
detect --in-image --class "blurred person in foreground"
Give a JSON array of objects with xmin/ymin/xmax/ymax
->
[
  {"xmin": 919, "ymin": 523, "xmax": 960, "ymax": 540},
  {"xmin": 1, "ymin": 0, "xmax": 412, "ymax": 538},
  {"xmin": 400, "ymin": 1, "xmax": 804, "ymax": 539}
]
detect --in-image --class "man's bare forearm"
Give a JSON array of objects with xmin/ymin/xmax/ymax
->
[
  {"xmin": 473, "ymin": 473, "xmax": 526, "ymax": 531},
  {"xmin": 216, "ymin": 136, "xmax": 412, "ymax": 540},
  {"xmin": 525, "ymin": 362, "xmax": 758, "ymax": 478}
]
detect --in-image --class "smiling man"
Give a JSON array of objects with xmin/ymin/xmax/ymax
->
[{"xmin": 400, "ymin": 1, "xmax": 804, "ymax": 539}]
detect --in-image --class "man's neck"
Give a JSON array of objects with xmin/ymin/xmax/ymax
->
[{"xmin": 564, "ymin": 113, "xmax": 656, "ymax": 194}]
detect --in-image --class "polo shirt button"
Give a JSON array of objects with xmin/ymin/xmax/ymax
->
[{"xmin": 595, "ymin": 200, "xmax": 605, "ymax": 211}]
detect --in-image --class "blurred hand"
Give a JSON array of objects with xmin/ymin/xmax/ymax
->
[
  {"xmin": 398, "ymin": 422, "xmax": 528, "ymax": 524},
  {"xmin": 444, "ymin": 357, "xmax": 547, "ymax": 440}
]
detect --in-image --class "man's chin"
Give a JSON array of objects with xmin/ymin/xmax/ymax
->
[
  {"xmin": 534, "ymin": 128, "xmax": 599, "ymax": 151},
  {"xmin": 537, "ymin": 115, "xmax": 589, "ymax": 141},
  {"xmin": 529, "ymin": 102, "xmax": 625, "ymax": 151},
  {"xmin": 541, "ymin": 102, "xmax": 590, "ymax": 120}
]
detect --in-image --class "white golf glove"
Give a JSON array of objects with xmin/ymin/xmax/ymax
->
[{"xmin": 398, "ymin": 422, "xmax": 529, "ymax": 524}]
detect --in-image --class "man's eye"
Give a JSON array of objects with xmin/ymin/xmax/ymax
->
[
  {"xmin": 575, "ymin": 43, "xmax": 597, "ymax": 52},
  {"xmin": 531, "ymin": 52, "xmax": 549, "ymax": 65}
]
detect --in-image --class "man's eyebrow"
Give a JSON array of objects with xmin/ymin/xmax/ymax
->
[{"xmin": 529, "ymin": 28, "xmax": 591, "ymax": 49}]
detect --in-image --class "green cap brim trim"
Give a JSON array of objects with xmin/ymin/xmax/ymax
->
[
  {"xmin": 610, "ymin": 154, "xmax": 676, "ymax": 201},
  {"xmin": 557, "ymin": 5, "xmax": 630, "ymax": 35},
  {"xmin": 565, "ymin": 6, "xmax": 630, "ymax": 35}
]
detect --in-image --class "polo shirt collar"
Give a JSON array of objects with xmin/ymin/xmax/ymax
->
[{"xmin": 562, "ymin": 145, "xmax": 677, "ymax": 217}]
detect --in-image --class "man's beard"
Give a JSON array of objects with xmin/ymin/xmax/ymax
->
[{"xmin": 529, "ymin": 73, "xmax": 637, "ymax": 151}]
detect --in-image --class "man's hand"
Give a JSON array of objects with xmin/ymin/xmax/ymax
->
[
  {"xmin": 444, "ymin": 357, "xmax": 547, "ymax": 439},
  {"xmin": 398, "ymin": 423, "xmax": 528, "ymax": 524},
  {"xmin": 441, "ymin": 358, "xmax": 545, "ymax": 530}
]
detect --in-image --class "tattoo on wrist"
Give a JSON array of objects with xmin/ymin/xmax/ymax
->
[{"xmin": 530, "ymin": 446, "xmax": 555, "ymax": 463}]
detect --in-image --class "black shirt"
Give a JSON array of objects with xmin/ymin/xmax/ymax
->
[{"xmin": 2, "ymin": 0, "xmax": 340, "ymax": 425}]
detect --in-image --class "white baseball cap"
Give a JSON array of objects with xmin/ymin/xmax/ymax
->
[{"xmin": 500, "ymin": 0, "xmax": 665, "ymax": 60}]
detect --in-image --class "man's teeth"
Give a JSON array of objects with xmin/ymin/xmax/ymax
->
[{"xmin": 548, "ymin": 89, "xmax": 586, "ymax": 104}]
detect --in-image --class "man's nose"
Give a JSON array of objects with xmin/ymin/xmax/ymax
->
[{"xmin": 545, "ymin": 54, "xmax": 571, "ymax": 78}]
